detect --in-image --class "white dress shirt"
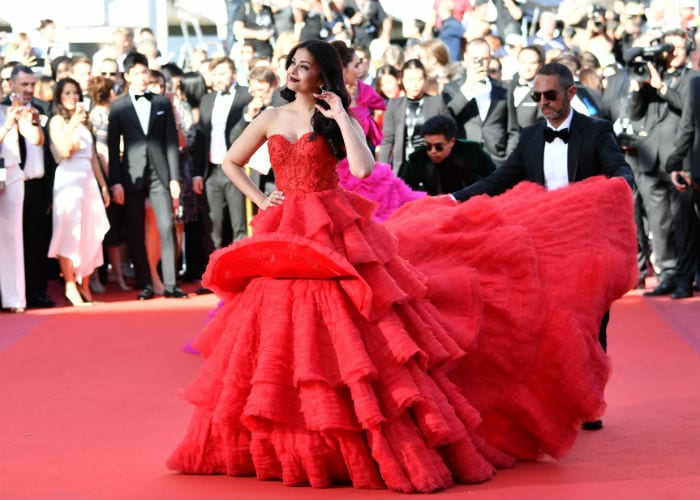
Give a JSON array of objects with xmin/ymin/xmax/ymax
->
[
  {"xmin": 129, "ymin": 90, "xmax": 152, "ymax": 135},
  {"xmin": 209, "ymin": 87, "xmax": 236, "ymax": 165},
  {"xmin": 543, "ymin": 109, "xmax": 574, "ymax": 191}
]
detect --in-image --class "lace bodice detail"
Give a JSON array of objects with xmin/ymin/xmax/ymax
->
[{"xmin": 268, "ymin": 132, "xmax": 339, "ymax": 193}]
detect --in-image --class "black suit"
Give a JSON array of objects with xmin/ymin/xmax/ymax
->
[
  {"xmin": 453, "ymin": 110, "xmax": 633, "ymax": 352},
  {"xmin": 378, "ymin": 95, "xmax": 449, "ymax": 175},
  {"xmin": 401, "ymin": 139, "xmax": 496, "ymax": 195},
  {"xmin": 194, "ymin": 87, "xmax": 251, "ymax": 249},
  {"xmin": 107, "ymin": 92, "xmax": 180, "ymax": 290},
  {"xmin": 453, "ymin": 111, "xmax": 633, "ymax": 201},
  {"xmin": 443, "ymin": 76, "xmax": 518, "ymax": 166}
]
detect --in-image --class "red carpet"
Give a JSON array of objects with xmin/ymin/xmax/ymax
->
[{"xmin": 1, "ymin": 284, "xmax": 699, "ymax": 500}]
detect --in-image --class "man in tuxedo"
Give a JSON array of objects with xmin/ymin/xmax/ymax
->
[
  {"xmin": 1, "ymin": 64, "xmax": 55, "ymax": 309},
  {"xmin": 192, "ymin": 56, "xmax": 251, "ymax": 251},
  {"xmin": 442, "ymin": 37, "xmax": 519, "ymax": 166},
  {"xmin": 453, "ymin": 63, "xmax": 633, "ymax": 430},
  {"xmin": 400, "ymin": 115, "xmax": 495, "ymax": 195},
  {"xmin": 107, "ymin": 52, "xmax": 186, "ymax": 300},
  {"xmin": 453, "ymin": 63, "xmax": 633, "ymax": 201}
]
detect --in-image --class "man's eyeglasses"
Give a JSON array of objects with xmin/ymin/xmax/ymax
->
[
  {"xmin": 101, "ymin": 71, "xmax": 118, "ymax": 76},
  {"xmin": 531, "ymin": 89, "xmax": 560, "ymax": 102},
  {"xmin": 425, "ymin": 141, "xmax": 447, "ymax": 152}
]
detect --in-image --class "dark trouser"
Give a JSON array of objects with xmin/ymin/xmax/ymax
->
[
  {"xmin": 205, "ymin": 165, "xmax": 247, "ymax": 249},
  {"xmin": 599, "ymin": 310, "xmax": 610, "ymax": 353},
  {"xmin": 23, "ymin": 178, "xmax": 50, "ymax": 298},
  {"xmin": 633, "ymin": 166, "xmax": 680, "ymax": 283},
  {"xmin": 673, "ymin": 188, "xmax": 700, "ymax": 287},
  {"xmin": 124, "ymin": 169, "xmax": 177, "ymax": 289}
]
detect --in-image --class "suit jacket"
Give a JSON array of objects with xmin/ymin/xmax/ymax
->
[
  {"xmin": 443, "ymin": 76, "xmax": 518, "ymax": 165},
  {"xmin": 107, "ymin": 93, "xmax": 180, "ymax": 192},
  {"xmin": 401, "ymin": 139, "xmax": 496, "ymax": 195},
  {"xmin": 378, "ymin": 94, "xmax": 449, "ymax": 174},
  {"xmin": 453, "ymin": 111, "xmax": 634, "ymax": 202},
  {"xmin": 630, "ymin": 66, "xmax": 698, "ymax": 173},
  {"xmin": 667, "ymin": 75, "xmax": 700, "ymax": 182},
  {"xmin": 193, "ymin": 86, "xmax": 251, "ymax": 178}
]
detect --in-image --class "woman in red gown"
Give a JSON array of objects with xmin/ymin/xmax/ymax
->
[{"xmin": 167, "ymin": 40, "xmax": 638, "ymax": 493}]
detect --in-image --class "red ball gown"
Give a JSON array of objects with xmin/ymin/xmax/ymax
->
[{"xmin": 167, "ymin": 131, "xmax": 638, "ymax": 493}]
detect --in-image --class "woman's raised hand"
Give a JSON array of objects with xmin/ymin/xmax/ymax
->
[{"xmin": 313, "ymin": 90, "xmax": 346, "ymax": 121}]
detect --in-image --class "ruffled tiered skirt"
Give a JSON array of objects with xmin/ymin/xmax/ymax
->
[{"xmin": 167, "ymin": 176, "xmax": 637, "ymax": 492}]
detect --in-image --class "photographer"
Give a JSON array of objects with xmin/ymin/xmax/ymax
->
[{"xmin": 624, "ymin": 30, "xmax": 699, "ymax": 297}]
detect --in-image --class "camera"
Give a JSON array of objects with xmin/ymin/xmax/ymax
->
[{"xmin": 624, "ymin": 43, "xmax": 674, "ymax": 81}]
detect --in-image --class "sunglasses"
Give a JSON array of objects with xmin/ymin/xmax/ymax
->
[
  {"xmin": 531, "ymin": 89, "xmax": 560, "ymax": 102},
  {"xmin": 101, "ymin": 71, "xmax": 118, "ymax": 76},
  {"xmin": 425, "ymin": 142, "xmax": 446, "ymax": 152}
]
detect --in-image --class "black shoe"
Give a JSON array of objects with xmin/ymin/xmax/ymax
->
[
  {"xmin": 643, "ymin": 280, "xmax": 675, "ymax": 296},
  {"xmin": 164, "ymin": 287, "xmax": 188, "ymax": 299},
  {"xmin": 671, "ymin": 285, "xmax": 693, "ymax": 299},
  {"xmin": 195, "ymin": 287, "xmax": 213, "ymax": 295},
  {"xmin": 582, "ymin": 419, "xmax": 603, "ymax": 431},
  {"xmin": 26, "ymin": 292, "xmax": 56, "ymax": 308},
  {"xmin": 137, "ymin": 286, "xmax": 155, "ymax": 300}
]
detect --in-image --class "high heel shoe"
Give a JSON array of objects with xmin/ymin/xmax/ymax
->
[{"xmin": 64, "ymin": 292, "xmax": 93, "ymax": 307}]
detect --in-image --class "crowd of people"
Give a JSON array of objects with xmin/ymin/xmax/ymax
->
[{"xmin": 0, "ymin": 0, "xmax": 699, "ymax": 313}]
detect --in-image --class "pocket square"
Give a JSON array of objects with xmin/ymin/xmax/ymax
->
[{"xmin": 156, "ymin": 110, "xmax": 165, "ymax": 116}]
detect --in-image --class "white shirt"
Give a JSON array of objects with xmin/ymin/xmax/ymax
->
[
  {"xmin": 462, "ymin": 79, "xmax": 492, "ymax": 122},
  {"xmin": 209, "ymin": 88, "xmax": 236, "ymax": 165},
  {"xmin": 543, "ymin": 109, "xmax": 573, "ymax": 191},
  {"xmin": 0, "ymin": 105, "xmax": 44, "ymax": 181},
  {"xmin": 129, "ymin": 90, "xmax": 152, "ymax": 135}
]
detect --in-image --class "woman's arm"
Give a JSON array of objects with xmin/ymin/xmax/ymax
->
[
  {"xmin": 49, "ymin": 114, "xmax": 81, "ymax": 160},
  {"xmin": 221, "ymin": 108, "xmax": 281, "ymax": 209}
]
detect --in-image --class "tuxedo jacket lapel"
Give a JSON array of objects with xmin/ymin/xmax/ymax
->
[
  {"xmin": 533, "ymin": 121, "xmax": 547, "ymax": 185},
  {"xmin": 567, "ymin": 112, "xmax": 585, "ymax": 181}
]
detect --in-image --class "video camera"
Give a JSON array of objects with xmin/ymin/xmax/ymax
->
[{"xmin": 623, "ymin": 43, "xmax": 674, "ymax": 81}]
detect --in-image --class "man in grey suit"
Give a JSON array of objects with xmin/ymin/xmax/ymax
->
[
  {"xmin": 108, "ymin": 52, "xmax": 186, "ymax": 300},
  {"xmin": 452, "ymin": 63, "xmax": 633, "ymax": 430}
]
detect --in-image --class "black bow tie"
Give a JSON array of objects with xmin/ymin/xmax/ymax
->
[
  {"xmin": 219, "ymin": 90, "xmax": 231, "ymax": 96},
  {"xmin": 135, "ymin": 93, "xmax": 152, "ymax": 101},
  {"xmin": 544, "ymin": 127, "xmax": 569, "ymax": 143}
]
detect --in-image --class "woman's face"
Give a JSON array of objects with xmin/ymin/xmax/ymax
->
[
  {"xmin": 379, "ymin": 73, "xmax": 400, "ymax": 98},
  {"xmin": 286, "ymin": 48, "xmax": 323, "ymax": 93},
  {"xmin": 343, "ymin": 53, "xmax": 360, "ymax": 86},
  {"xmin": 60, "ymin": 82, "xmax": 81, "ymax": 112},
  {"xmin": 401, "ymin": 68, "xmax": 425, "ymax": 99}
]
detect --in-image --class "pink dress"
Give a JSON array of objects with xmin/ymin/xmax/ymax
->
[
  {"xmin": 167, "ymin": 131, "xmax": 637, "ymax": 492},
  {"xmin": 350, "ymin": 81, "xmax": 385, "ymax": 147}
]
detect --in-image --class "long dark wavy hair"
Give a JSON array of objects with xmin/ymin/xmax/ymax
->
[
  {"xmin": 280, "ymin": 40, "xmax": 350, "ymax": 159},
  {"xmin": 53, "ymin": 77, "xmax": 84, "ymax": 121}
]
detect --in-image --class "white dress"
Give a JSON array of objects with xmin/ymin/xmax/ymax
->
[{"xmin": 48, "ymin": 123, "xmax": 109, "ymax": 281}]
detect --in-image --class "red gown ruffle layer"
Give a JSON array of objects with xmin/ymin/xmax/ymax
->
[{"xmin": 167, "ymin": 133, "xmax": 637, "ymax": 493}]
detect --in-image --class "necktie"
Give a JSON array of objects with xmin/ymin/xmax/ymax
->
[
  {"xmin": 544, "ymin": 127, "xmax": 569, "ymax": 143},
  {"xmin": 135, "ymin": 93, "xmax": 152, "ymax": 101}
]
